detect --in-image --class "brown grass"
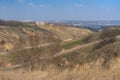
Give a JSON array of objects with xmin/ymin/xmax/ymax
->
[
  {"xmin": 0, "ymin": 58, "xmax": 120, "ymax": 80},
  {"xmin": 0, "ymin": 67, "xmax": 120, "ymax": 80}
]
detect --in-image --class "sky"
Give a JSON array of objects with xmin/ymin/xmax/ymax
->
[{"xmin": 0, "ymin": 0, "xmax": 120, "ymax": 21}]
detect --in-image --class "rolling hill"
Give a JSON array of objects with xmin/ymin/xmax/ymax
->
[{"xmin": 0, "ymin": 20, "xmax": 120, "ymax": 80}]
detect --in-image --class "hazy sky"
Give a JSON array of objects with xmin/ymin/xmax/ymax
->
[{"xmin": 0, "ymin": 0, "xmax": 120, "ymax": 21}]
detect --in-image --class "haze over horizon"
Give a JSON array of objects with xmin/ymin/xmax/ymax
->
[{"xmin": 0, "ymin": 0, "xmax": 120, "ymax": 21}]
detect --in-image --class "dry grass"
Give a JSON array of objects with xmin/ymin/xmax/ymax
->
[
  {"xmin": 0, "ymin": 23, "xmax": 120, "ymax": 80},
  {"xmin": 0, "ymin": 58, "xmax": 120, "ymax": 80},
  {"xmin": 0, "ymin": 67, "xmax": 120, "ymax": 80}
]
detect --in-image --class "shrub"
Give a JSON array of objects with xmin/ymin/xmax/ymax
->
[
  {"xmin": 5, "ymin": 43, "xmax": 62, "ymax": 70},
  {"xmin": 100, "ymin": 28, "xmax": 120, "ymax": 38},
  {"xmin": 93, "ymin": 38, "xmax": 116, "ymax": 50}
]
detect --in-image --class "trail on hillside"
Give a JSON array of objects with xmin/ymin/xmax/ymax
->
[
  {"xmin": 0, "ymin": 40, "xmax": 101, "ymax": 58},
  {"xmin": 0, "ymin": 40, "xmax": 101, "ymax": 70},
  {"xmin": 52, "ymin": 40, "xmax": 101, "ymax": 58},
  {"xmin": 18, "ymin": 43, "xmax": 55, "ymax": 51},
  {"xmin": 0, "ymin": 43, "xmax": 55, "ymax": 55}
]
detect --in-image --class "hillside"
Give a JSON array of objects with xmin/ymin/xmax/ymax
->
[
  {"xmin": 0, "ymin": 20, "xmax": 120, "ymax": 80},
  {"xmin": 0, "ymin": 20, "xmax": 92, "ymax": 53}
]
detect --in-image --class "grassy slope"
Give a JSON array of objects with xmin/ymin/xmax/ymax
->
[
  {"xmin": 39, "ymin": 24, "xmax": 93, "ymax": 41},
  {"xmin": 1, "ymin": 27, "xmax": 120, "ymax": 70},
  {"xmin": 0, "ymin": 21, "xmax": 93, "ymax": 53},
  {"xmin": 0, "ymin": 23, "xmax": 120, "ymax": 80}
]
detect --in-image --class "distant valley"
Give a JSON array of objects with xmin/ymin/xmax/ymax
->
[{"xmin": 49, "ymin": 20, "xmax": 120, "ymax": 31}]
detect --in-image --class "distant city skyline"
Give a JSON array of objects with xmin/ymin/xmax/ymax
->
[{"xmin": 0, "ymin": 0, "xmax": 120, "ymax": 21}]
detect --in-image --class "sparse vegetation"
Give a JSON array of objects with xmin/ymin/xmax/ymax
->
[
  {"xmin": 0, "ymin": 20, "xmax": 120, "ymax": 80},
  {"xmin": 99, "ymin": 27, "xmax": 120, "ymax": 38},
  {"xmin": 60, "ymin": 39, "xmax": 83, "ymax": 49}
]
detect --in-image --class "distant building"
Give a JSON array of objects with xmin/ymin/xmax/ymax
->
[{"xmin": 36, "ymin": 21, "xmax": 45, "ymax": 26}]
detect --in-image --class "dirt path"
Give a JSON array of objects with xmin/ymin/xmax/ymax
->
[
  {"xmin": 0, "ymin": 40, "xmax": 101, "ymax": 57},
  {"xmin": 0, "ymin": 43, "xmax": 55, "ymax": 55},
  {"xmin": 52, "ymin": 40, "xmax": 101, "ymax": 57},
  {"xmin": 18, "ymin": 43, "xmax": 55, "ymax": 51}
]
